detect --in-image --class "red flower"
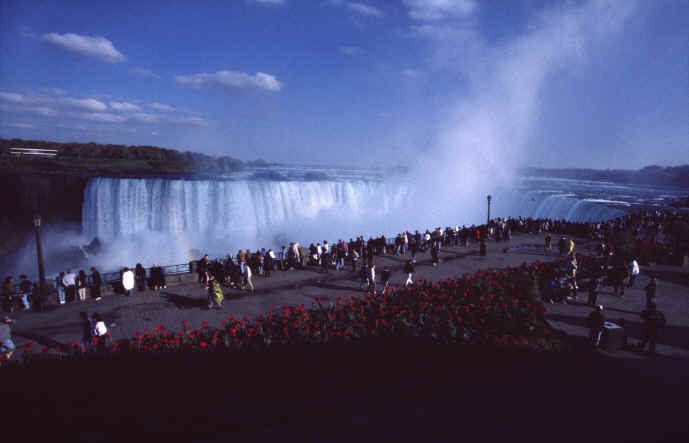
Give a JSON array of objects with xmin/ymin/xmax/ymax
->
[
  {"xmin": 200, "ymin": 342, "xmax": 207, "ymax": 348},
  {"xmin": 202, "ymin": 321, "xmax": 208, "ymax": 328}
]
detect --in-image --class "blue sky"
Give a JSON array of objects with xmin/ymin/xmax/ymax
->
[{"xmin": 0, "ymin": 0, "xmax": 687, "ymax": 169}]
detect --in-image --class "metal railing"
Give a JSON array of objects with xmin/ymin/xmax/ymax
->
[{"xmin": 100, "ymin": 263, "xmax": 190, "ymax": 284}]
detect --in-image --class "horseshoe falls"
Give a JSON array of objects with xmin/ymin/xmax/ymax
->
[
  {"xmin": 83, "ymin": 177, "xmax": 412, "ymax": 243},
  {"xmin": 78, "ymin": 173, "xmax": 685, "ymax": 270}
]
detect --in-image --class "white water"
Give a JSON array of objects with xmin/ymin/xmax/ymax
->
[{"xmin": 83, "ymin": 177, "xmax": 631, "ymax": 243}]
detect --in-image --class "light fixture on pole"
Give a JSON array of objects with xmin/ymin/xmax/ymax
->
[
  {"xmin": 33, "ymin": 214, "xmax": 47, "ymax": 312},
  {"xmin": 487, "ymin": 195, "xmax": 492, "ymax": 224}
]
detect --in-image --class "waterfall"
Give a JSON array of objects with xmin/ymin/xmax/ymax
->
[{"xmin": 83, "ymin": 177, "xmax": 411, "ymax": 241}]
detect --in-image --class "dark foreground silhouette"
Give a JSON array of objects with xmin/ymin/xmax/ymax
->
[{"xmin": 3, "ymin": 341, "xmax": 689, "ymax": 442}]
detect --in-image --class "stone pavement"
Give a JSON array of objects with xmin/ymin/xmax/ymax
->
[{"xmin": 7, "ymin": 231, "xmax": 689, "ymax": 362}]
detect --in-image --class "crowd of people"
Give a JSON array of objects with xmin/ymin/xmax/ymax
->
[
  {"xmin": 0, "ymin": 209, "xmax": 685, "ymax": 362},
  {"xmin": 3, "ymin": 209, "xmax": 686, "ymax": 315}
]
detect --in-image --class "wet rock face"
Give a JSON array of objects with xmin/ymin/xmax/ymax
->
[{"xmin": 0, "ymin": 174, "xmax": 88, "ymax": 225}]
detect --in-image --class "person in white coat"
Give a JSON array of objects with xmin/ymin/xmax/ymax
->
[
  {"xmin": 122, "ymin": 267, "xmax": 135, "ymax": 297},
  {"xmin": 628, "ymin": 258, "xmax": 640, "ymax": 288}
]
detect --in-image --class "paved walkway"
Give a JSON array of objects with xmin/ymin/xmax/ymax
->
[{"xmin": 7, "ymin": 231, "xmax": 689, "ymax": 362}]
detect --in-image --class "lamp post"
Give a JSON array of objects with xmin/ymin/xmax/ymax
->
[
  {"xmin": 33, "ymin": 214, "xmax": 47, "ymax": 311},
  {"xmin": 487, "ymin": 195, "xmax": 492, "ymax": 224}
]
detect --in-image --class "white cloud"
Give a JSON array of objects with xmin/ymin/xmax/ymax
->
[
  {"xmin": 0, "ymin": 92, "xmax": 25, "ymax": 103},
  {"xmin": 347, "ymin": 2, "xmax": 382, "ymax": 17},
  {"xmin": 176, "ymin": 70, "xmax": 282, "ymax": 92},
  {"xmin": 151, "ymin": 131, "xmax": 159, "ymax": 136},
  {"xmin": 402, "ymin": 68, "xmax": 422, "ymax": 78},
  {"xmin": 149, "ymin": 102, "xmax": 175, "ymax": 112},
  {"xmin": 129, "ymin": 67, "xmax": 160, "ymax": 79},
  {"xmin": 110, "ymin": 101, "xmax": 142, "ymax": 112},
  {"xmin": 403, "ymin": 0, "xmax": 476, "ymax": 21},
  {"xmin": 339, "ymin": 45, "xmax": 362, "ymax": 55},
  {"xmin": 131, "ymin": 112, "xmax": 159, "ymax": 123},
  {"xmin": 78, "ymin": 112, "xmax": 126, "ymax": 123},
  {"xmin": 35, "ymin": 107, "xmax": 58, "ymax": 117},
  {"xmin": 41, "ymin": 33, "xmax": 126, "ymax": 63},
  {"xmin": 179, "ymin": 116, "xmax": 209, "ymax": 127},
  {"xmin": 5, "ymin": 122, "xmax": 34, "ymax": 129},
  {"xmin": 60, "ymin": 97, "xmax": 108, "ymax": 112}
]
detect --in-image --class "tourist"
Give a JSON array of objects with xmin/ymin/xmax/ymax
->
[
  {"xmin": 80, "ymin": 311, "xmax": 93, "ymax": 350},
  {"xmin": 55, "ymin": 272, "xmax": 66, "ymax": 305},
  {"xmin": 410, "ymin": 238, "xmax": 418, "ymax": 263},
  {"xmin": 0, "ymin": 316, "xmax": 16, "ymax": 364},
  {"xmin": 587, "ymin": 305, "xmax": 605, "ymax": 349},
  {"xmin": 198, "ymin": 254, "xmax": 210, "ymax": 286},
  {"xmin": 628, "ymin": 258, "xmax": 640, "ymax": 288},
  {"xmin": 321, "ymin": 250, "xmax": 329, "ymax": 273},
  {"xmin": 404, "ymin": 260, "xmax": 415, "ymax": 287},
  {"xmin": 545, "ymin": 234, "xmax": 552, "ymax": 256},
  {"xmin": 644, "ymin": 277, "xmax": 657, "ymax": 308},
  {"xmin": 90, "ymin": 267, "xmax": 102, "ymax": 301},
  {"xmin": 588, "ymin": 275, "xmax": 601, "ymax": 307},
  {"xmin": 63, "ymin": 269, "xmax": 76, "ymax": 303},
  {"xmin": 135, "ymin": 263, "xmax": 147, "ymax": 291},
  {"xmin": 265, "ymin": 250, "xmax": 274, "ymax": 277},
  {"xmin": 31, "ymin": 280, "xmax": 42, "ymax": 312},
  {"xmin": 2, "ymin": 277, "xmax": 17, "ymax": 313},
  {"xmin": 122, "ymin": 267, "xmax": 135, "ymax": 297},
  {"xmin": 431, "ymin": 241, "xmax": 440, "ymax": 266},
  {"xmin": 76, "ymin": 270, "xmax": 88, "ymax": 302},
  {"xmin": 244, "ymin": 263, "xmax": 255, "ymax": 296},
  {"xmin": 350, "ymin": 248, "xmax": 359, "ymax": 272},
  {"xmin": 381, "ymin": 267, "xmax": 392, "ymax": 293},
  {"xmin": 567, "ymin": 238, "xmax": 575, "ymax": 257},
  {"xmin": 150, "ymin": 264, "xmax": 165, "ymax": 291},
  {"xmin": 18, "ymin": 275, "xmax": 32, "ymax": 311},
  {"xmin": 336, "ymin": 241, "xmax": 346, "ymax": 271},
  {"xmin": 558, "ymin": 237, "xmax": 566, "ymax": 256},
  {"xmin": 367, "ymin": 264, "xmax": 376, "ymax": 294},
  {"xmin": 206, "ymin": 274, "xmax": 224, "ymax": 309},
  {"xmin": 638, "ymin": 302, "xmax": 666, "ymax": 355},
  {"xmin": 608, "ymin": 265, "xmax": 626, "ymax": 297},
  {"xmin": 91, "ymin": 313, "xmax": 108, "ymax": 353}
]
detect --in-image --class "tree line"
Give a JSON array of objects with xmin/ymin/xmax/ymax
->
[
  {"xmin": 520, "ymin": 165, "xmax": 689, "ymax": 189},
  {"xmin": 0, "ymin": 138, "xmax": 244, "ymax": 175}
]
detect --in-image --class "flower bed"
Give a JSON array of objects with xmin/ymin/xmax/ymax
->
[{"xmin": 9, "ymin": 257, "xmax": 603, "ymax": 367}]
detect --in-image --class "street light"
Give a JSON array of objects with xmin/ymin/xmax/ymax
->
[
  {"xmin": 487, "ymin": 195, "xmax": 492, "ymax": 224},
  {"xmin": 33, "ymin": 214, "xmax": 47, "ymax": 312}
]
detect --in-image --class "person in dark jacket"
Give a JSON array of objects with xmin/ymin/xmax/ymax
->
[
  {"xmin": 404, "ymin": 260, "xmax": 415, "ymax": 287},
  {"xmin": 198, "ymin": 254, "xmax": 210, "ymax": 286},
  {"xmin": 431, "ymin": 241, "xmax": 440, "ymax": 266},
  {"xmin": 76, "ymin": 270, "xmax": 88, "ymax": 301},
  {"xmin": 644, "ymin": 277, "xmax": 657, "ymax": 309},
  {"xmin": 587, "ymin": 305, "xmax": 605, "ymax": 348},
  {"xmin": 588, "ymin": 276, "xmax": 601, "ymax": 306},
  {"xmin": 90, "ymin": 267, "xmax": 102, "ymax": 301},
  {"xmin": 80, "ymin": 311, "xmax": 93, "ymax": 350},
  {"xmin": 639, "ymin": 302, "xmax": 666, "ymax": 355},
  {"xmin": 18, "ymin": 275, "xmax": 32, "ymax": 311},
  {"xmin": 608, "ymin": 265, "xmax": 626, "ymax": 297},
  {"xmin": 150, "ymin": 264, "xmax": 165, "ymax": 291},
  {"xmin": 381, "ymin": 267, "xmax": 392, "ymax": 293},
  {"xmin": 135, "ymin": 263, "xmax": 146, "ymax": 292}
]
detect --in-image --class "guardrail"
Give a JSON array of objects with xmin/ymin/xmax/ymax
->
[{"xmin": 100, "ymin": 263, "xmax": 191, "ymax": 284}]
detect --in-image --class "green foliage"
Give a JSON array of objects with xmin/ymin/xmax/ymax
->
[{"xmin": 0, "ymin": 138, "xmax": 244, "ymax": 176}]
